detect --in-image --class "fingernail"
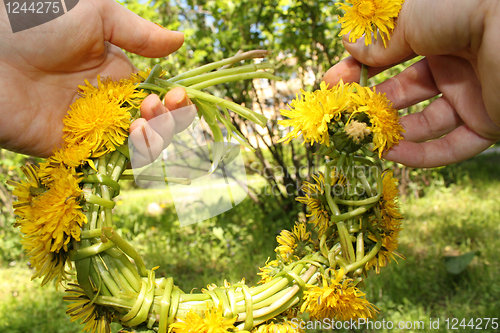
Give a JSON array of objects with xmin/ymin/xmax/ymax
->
[
  {"xmin": 169, "ymin": 30, "xmax": 184, "ymax": 37},
  {"xmin": 176, "ymin": 93, "xmax": 189, "ymax": 109},
  {"xmin": 152, "ymin": 98, "xmax": 165, "ymax": 118}
]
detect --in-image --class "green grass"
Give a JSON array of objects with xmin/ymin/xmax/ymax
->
[{"xmin": 1, "ymin": 153, "xmax": 500, "ymax": 332}]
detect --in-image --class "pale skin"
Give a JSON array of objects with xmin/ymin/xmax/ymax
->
[
  {"xmin": 0, "ymin": 0, "xmax": 194, "ymax": 158},
  {"xmin": 324, "ymin": 0, "xmax": 500, "ymax": 168}
]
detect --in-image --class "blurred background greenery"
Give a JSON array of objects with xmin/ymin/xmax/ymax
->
[{"xmin": 1, "ymin": 0, "xmax": 499, "ymax": 332}]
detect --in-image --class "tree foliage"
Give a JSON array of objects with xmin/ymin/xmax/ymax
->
[{"xmin": 120, "ymin": 0, "xmax": 346, "ymax": 208}]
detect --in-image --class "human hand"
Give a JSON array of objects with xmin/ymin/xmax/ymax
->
[
  {"xmin": 323, "ymin": 0, "xmax": 500, "ymax": 168},
  {"xmin": 0, "ymin": 0, "xmax": 189, "ymax": 158}
]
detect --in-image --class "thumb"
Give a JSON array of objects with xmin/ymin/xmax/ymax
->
[
  {"xmin": 341, "ymin": 17, "xmax": 414, "ymax": 68},
  {"xmin": 100, "ymin": 0, "xmax": 184, "ymax": 58},
  {"xmin": 343, "ymin": 0, "xmax": 482, "ymax": 68}
]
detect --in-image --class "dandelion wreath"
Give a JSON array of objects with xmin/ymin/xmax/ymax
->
[{"xmin": 8, "ymin": 1, "xmax": 407, "ymax": 332}]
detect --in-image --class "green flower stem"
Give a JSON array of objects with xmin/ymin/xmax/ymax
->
[
  {"xmin": 111, "ymin": 154, "xmax": 128, "ymax": 182},
  {"xmin": 324, "ymin": 162, "xmax": 341, "ymax": 216},
  {"xmin": 82, "ymin": 174, "xmax": 120, "ymax": 197},
  {"xmin": 119, "ymin": 173, "xmax": 191, "ymax": 185},
  {"xmin": 98, "ymin": 156, "xmax": 114, "ymax": 228},
  {"xmin": 92, "ymin": 256, "xmax": 122, "ymax": 297},
  {"xmin": 188, "ymin": 72, "xmax": 282, "ymax": 90},
  {"xmin": 353, "ymin": 156, "xmax": 375, "ymax": 166},
  {"xmin": 154, "ymin": 79, "xmax": 267, "ymax": 126},
  {"xmin": 174, "ymin": 63, "xmax": 275, "ymax": 87},
  {"xmin": 357, "ymin": 171, "xmax": 374, "ymax": 196},
  {"xmin": 110, "ymin": 252, "xmax": 142, "ymax": 293},
  {"xmin": 360, "ymin": 146, "xmax": 375, "ymax": 157},
  {"xmin": 356, "ymin": 232, "xmax": 365, "ymax": 262},
  {"xmin": 345, "ymin": 223, "xmax": 382, "ymax": 273},
  {"xmin": 80, "ymin": 228, "xmax": 101, "ymax": 239},
  {"xmin": 167, "ymin": 288, "xmax": 181, "ymax": 326},
  {"xmin": 157, "ymin": 277, "xmax": 173, "ymax": 333},
  {"xmin": 360, "ymin": 64, "xmax": 369, "ymax": 87},
  {"xmin": 70, "ymin": 240, "xmax": 115, "ymax": 261},
  {"xmin": 116, "ymin": 143, "xmax": 130, "ymax": 159},
  {"xmin": 83, "ymin": 192, "xmax": 115, "ymax": 209},
  {"xmin": 122, "ymin": 269, "xmax": 156, "ymax": 326},
  {"xmin": 330, "ymin": 202, "xmax": 377, "ymax": 223},
  {"xmin": 227, "ymin": 287, "xmax": 238, "ymax": 321},
  {"xmin": 89, "ymin": 258, "xmax": 112, "ymax": 296},
  {"xmin": 240, "ymin": 284, "xmax": 254, "ymax": 331},
  {"xmin": 101, "ymin": 254, "xmax": 135, "ymax": 293},
  {"xmin": 237, "ymin": 263, "xmax": 305, "ymax": 304},
  {"xmin": 238, "ymin": 295, "xmax": 301, "ymax": 330},
  {"xmin": 121, "ymin": 280, "xmax": 147, "ymax": 322},
  {"xmin": 144, "ymin": 64, "xmax": 163, "ymax": 84},
  {"xmin": 137, "ymin": 83, "xmax": 167, "ymax": 95},
  {"xmin": 96, "ymin": 295, "xmax": 135, "ymax": 309},
  {"xmin": 214, "ymin": 288, "xmax": 233, "ymax": 318},
  {"xmin": 250, "ymin": 287, "xmax": 293, "ymax": 311},
  {"xmin": 178, "ymin": 293, "xmax": 211, "ymax": 302},
  {"xmin": 252, "ymin": 286, "xmax": 299, "ymax": 320},
  {"xmin": 337, "ymin": 221, "xmax": 356, "ymax": 264},
  {"xmin": 102, "ymin": 227, "xmax": 148, "ymax": 277},
  {"xmin": 167, "ymin": 50, "xmax": 269, "ymax": 83},
  {"xmin": 87, "ymin": 196, "xmax": 100, "ymax": 230},
  {"xmin": 106, "ymin": 151, "xmax": 121, "ymax": 175},
  {"xmin": 319, "ymin": 233, "xmax": 330, "ymax": 260},
  {"xmin": 236, "ymin": 265, "xmax": 315, "ymax": 323}
]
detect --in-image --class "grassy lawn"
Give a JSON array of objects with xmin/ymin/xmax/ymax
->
[{"xmin": 1, "ymin": 152, "xmax": 499, "ymax": 332}]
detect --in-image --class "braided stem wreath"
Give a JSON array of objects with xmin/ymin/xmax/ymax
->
[
  {"xmin": 9, "ymin": 3, "xmax": 408, "ymax": 332},
  {"xmin": 9, "ymin": 51, "xmax": 406, "ymax": 332}
]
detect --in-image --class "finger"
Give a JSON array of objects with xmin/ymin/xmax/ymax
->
[
  {"xmin": 426, "ymin": 55, "xmax": 500, "ymax": 141},
  {"xmin": 375, "ymin": 58, "xmax": 440, "ymax": 110},
  {"xmin": 399, "ymin": 96, "xmax": 463, "ymax": 143},
  {"xmin": 342, "ymin": 0, "xmax": 481, "ymax": 67},
  {"xmin": 129, "ymin": 118, "xmax": 165, "ymax": 166},
  {"xmin": 100, "ymin": 0, "xmax": 184, "ymax": 58},
  {"xmin": 163, "ymin": 87, "xmax": 197, "ymax": 133},
  {"xmin": 384, "ymin": 125, "xmax": 497, "ymax": 168},
  {"xmin": 139, "ymin": 94, "xmax": 175, "ymax": 148},
  {"xmin": 322, "ymin": 53, "xmax": 418, "ymax": 89}
]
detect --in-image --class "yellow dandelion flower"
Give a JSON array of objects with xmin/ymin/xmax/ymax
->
[
  {"xmin": 301, "ymin": 269, "xmax": 378, "ymax": 321},
  {"xmin": 7, "ymin": 164, "xmax": 46, "ymax": 222},
  {"xmin": 129, "ymin": 68, "xmax": 167, "ymax": 84},
  {"xmin": 169, "ymin": 306, "xmax": 237, "ymax": 333},
  {"xmin": 258, "ymin": 259, "xmax": 280, "ymax": 284},
  {"xmin": 366, "ymin": 171, "xmax": 404, "ymax": 271},
  {"xmin": 276, "ymin": 229, "xmax": 297, "ymax": 261},
  {"xmin": 50, "ymin": 142, "xmax": 93, "ymax": 168},
  {"xmin": 379, "ymin": 170, "xmax": 402, "ymax": 219},
  {"xmin": 349, "ymin": 84, "xmax": 404, "ymax": 158},
  {"xmin": 296, "ymin": 173, "xmax": 330, "ymax": 235},
  {"xmin": 79, "ymin": 76, "xmax": 147, "ymax": 107},
  {"xmin": 64, "ymin": 283, "xmax": 114, "ymax": 333},
  {"xmin": 297, "ymin": 171, "xmax": 345, "ymax": 235},
  {"xmin": 366, "ymin": 223, "xmax": 404, "ymax": 272},
  {"xmin": 22, "ymin": 236, "xmax": 70, "ymax": 286},
  {"xmin": 253, "ymin": 320, "xmax": 304, "ymax": 333},
  {"xmin": 130, "ymin": 69, "xmax": 151, "ymax": 83},
  {"xmin": 17, "ymin": 165, "xmax": 87, "ymax": 253},
  {"xmin": 337, "ymin": 0, "xmax": 405, "ymax": 46},
  {"xmin": 278, "ymin": 81, "xmax": 351, "ymax": 146},
  {"xmin": 275, "ymin": 222, "xmax": 311, "ymax": 262},
  {"xmin": 63, "ymin": 92, "xmax": 131, "ymax": 157}
]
